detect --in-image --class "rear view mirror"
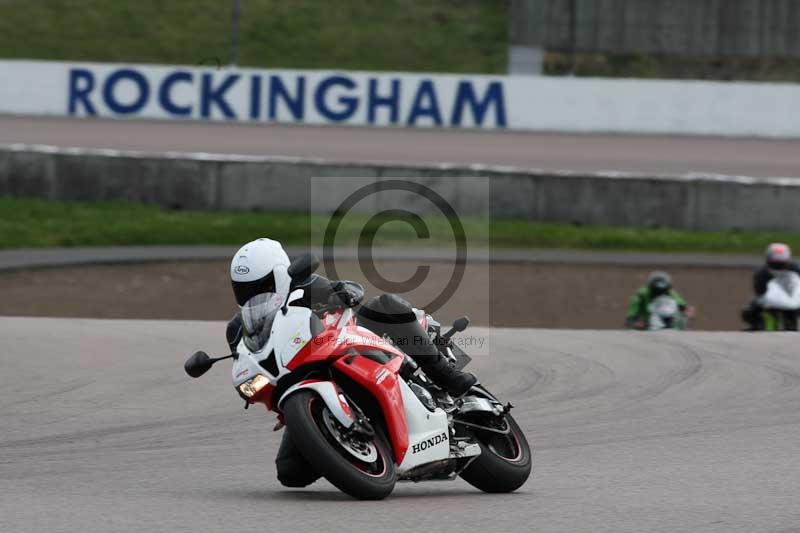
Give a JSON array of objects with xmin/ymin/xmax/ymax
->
[
  {"xmin": 452, "ymin": 316, "xmax": 470, "ymax": 333},
  {"xmin": 288, "ymin": 253, "xmax": 320, "ymax": 284},
  {"xmin": 184, "ymin": 351, "xmax": 214, "ymax": 378},
  {"xmin": 441, "ymin": 316, "xmax": 470, "ymax": 341}
]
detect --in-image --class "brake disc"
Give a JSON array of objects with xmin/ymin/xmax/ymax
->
[{"xmin": 321, "ymin": 407, "xmax": 378, "ymax": 463}]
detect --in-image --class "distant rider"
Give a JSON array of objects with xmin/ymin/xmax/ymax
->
[
  {"xmin": 625, "ymin": 271, "xmax": 693, "ymax": 329},
  {"xmin": 741, "ymin": 243, "xmax": 800, "ymax": 330}
]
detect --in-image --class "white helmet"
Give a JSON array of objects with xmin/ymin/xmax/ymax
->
[{"xmin": 230, "ymin": 238, "xmax": 291, "ymax": 336}]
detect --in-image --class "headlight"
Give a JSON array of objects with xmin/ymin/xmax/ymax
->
[{"xmin": 238, "ymin": 374, "xmax": 270, "ymax": 398}]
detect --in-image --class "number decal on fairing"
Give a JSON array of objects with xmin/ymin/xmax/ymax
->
[{"xmin": 375, "ymin": 368, "xmax": 390, "ymax": 385}]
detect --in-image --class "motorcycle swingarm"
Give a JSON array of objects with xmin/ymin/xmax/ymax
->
[
  {"xmin": 453, "ymin": 418, "xmax": 511, "ymax": 435},
  {"xmin": 458, "ymin": 395, "xmax": 503, "ymax": 415},
  {"xmin": 454, "ymin": 395, "xmax": 511, "ymax": 434}
]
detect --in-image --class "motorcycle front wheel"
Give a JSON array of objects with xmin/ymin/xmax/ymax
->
[
  {"xmin": 458, "ymin": 412, "xmax": 532, "ymax": 493},
  {"xmin": 283, "ymin": 390, "xmax": 397, "ymax": 500}
]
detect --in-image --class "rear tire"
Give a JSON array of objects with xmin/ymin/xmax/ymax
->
[
  {"xmin": 283, "ymin": 390, "xmax": 396, "ymax": 500},
  {"xmin": 459, "ymin": 413, "xmax": 532, "ymax": 493}
]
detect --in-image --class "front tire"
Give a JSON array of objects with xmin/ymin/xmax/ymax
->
[
  {"xmin": 459, "ymin": 413, "xmax": 532, "ymax": 493},
  {"xmin": 283, "ymin": 390, "xmax": 396, "ymax": 500}
]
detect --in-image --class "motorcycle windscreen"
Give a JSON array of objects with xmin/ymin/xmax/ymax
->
[
  {"xmin": 241, "ymin": 292, "xmax": 283, "ymax": 351},
  {"xmin": 651, "ymin": 296, "xmax": 678, "ymax": 317}
]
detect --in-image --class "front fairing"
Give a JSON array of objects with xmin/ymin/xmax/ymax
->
[
  {"xmin": 232, "ymin": 304, "xmax": 315, "ymax": 388},
  {"xmin": 760, "ymin": 272, "xmax": 800, "ymax": 310},
  {"xmin": 647, "ymin": 295, "xmax": 683, "ymax": 330}
]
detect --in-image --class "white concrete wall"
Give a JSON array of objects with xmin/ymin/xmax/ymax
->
[{"xmin": 1, "ymin": 60, "xmax": 799, "ymax": 137}]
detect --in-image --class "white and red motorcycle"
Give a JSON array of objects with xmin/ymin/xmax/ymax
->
[{"xmin": 185, "ymin": 254, "xmax": 531, "ymax": 500}]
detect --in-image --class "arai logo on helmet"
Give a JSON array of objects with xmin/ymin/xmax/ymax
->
[{"xmin": 235, "ymin": 265, "xmax": 250, "ymax": 275}]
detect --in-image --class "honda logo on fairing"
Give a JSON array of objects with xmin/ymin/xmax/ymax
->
[{"xmin": 411, "ymin": 432, "xmax": 448, "ymax": 454}]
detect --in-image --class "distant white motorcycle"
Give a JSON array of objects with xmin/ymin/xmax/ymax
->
[
  {"xmin": 647, "ymin": 295, "xmax": 690, "ymax": 331},
  {"xmin": 757, "ymin": 271, "xmax": 800, "ymax": 331}
]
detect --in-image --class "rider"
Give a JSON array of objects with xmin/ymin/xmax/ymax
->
[
  {"xmin": 226, "ymin": 238, "xmax": 477, "ymax": 396},
  {"xmin": 625, "ymin": 271, "xmax": 692, "ymax": 329},
  {"xmin": 741, "ymin": 243, "xmax": 800, "ymax": 330},
  {"xmin": 226, "ymin": 238, "xmax": 478, "ymax": 488}
]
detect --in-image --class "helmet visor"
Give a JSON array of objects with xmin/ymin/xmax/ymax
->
[
  {"xmin": 241, "ymin": 292, "xmax": 283, "ymax": 337},
  {"xmin": 649, "ymin": 279, "xmax": 671, "ymax": 296}
]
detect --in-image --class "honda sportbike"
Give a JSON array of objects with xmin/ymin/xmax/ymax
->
[{"xmin": 184, "ymin": 254, "xmax": 532, "ymax": 499}]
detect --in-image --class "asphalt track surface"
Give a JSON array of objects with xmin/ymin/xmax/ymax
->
[
  {"xmin": 4, "ymin": 115, "xmax": 800, "ymax": 177},
  {"xmin": 2, "ymin": 317, "xmax": 799, "ymax": 532}
]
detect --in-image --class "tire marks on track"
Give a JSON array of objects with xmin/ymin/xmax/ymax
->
[{"xmin": 2, "ymin": 319, "xmax": 800, "ymax": 532}]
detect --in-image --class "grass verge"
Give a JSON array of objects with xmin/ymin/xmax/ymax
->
[
  {"xmin": 3, "ymin": 1, "xmax": 800, "ymax": 82},
  {"xmin": 1, "ymin": 197, "xmax": 798, "ymax": 254},
  {"xmin": 0, "ymin": 0, "xmax": 507, "ymax": 74}
]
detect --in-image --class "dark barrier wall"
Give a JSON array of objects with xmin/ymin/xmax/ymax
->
[
  {"xmin": 2, "ymin": 144, "xmax": 800, "ymax": 232},
  {"xmin": 511, "ymin": 0, "xmax": 800, "ymax": 57}
]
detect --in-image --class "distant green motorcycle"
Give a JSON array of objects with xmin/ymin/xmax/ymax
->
[{"xmin": 646, "ymin": 295, "xmax": 691, "ymax": 331}]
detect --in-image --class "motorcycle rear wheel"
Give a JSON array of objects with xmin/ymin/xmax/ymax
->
[
  {"xmin": 459, "ymin": 413, "xmax": 532, "ymax": 493},
  {"xmin": 283, "ymin": 390, "xmax": 397, "ymax": 500}
]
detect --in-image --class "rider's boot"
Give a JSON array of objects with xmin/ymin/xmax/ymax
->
[
  {"xmin": 417, "ymin": 353, "xmax": 478, "ymax": 397},
  {"xmin": 397, "ymin": 323, "xmax": 477, "ymax": 396},
  {"xmin": 358, "ymin": 294, "xmax": 477, "ymax": 397},
  {"xmin": 275, "ymin": 431, "xmax": 321, "ymax": 487},
  {"xmin": 741, "ymin": 301, "xmax": 764, "ymax": 331}
]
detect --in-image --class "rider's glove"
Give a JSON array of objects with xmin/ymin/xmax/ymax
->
[
  {"xmin": 328, "ymin": 281, "xmax": 364, "ymax": 309},
  {"xmin": 625, "ymin": 316, "xmax": 646, "ymax": 330}
]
